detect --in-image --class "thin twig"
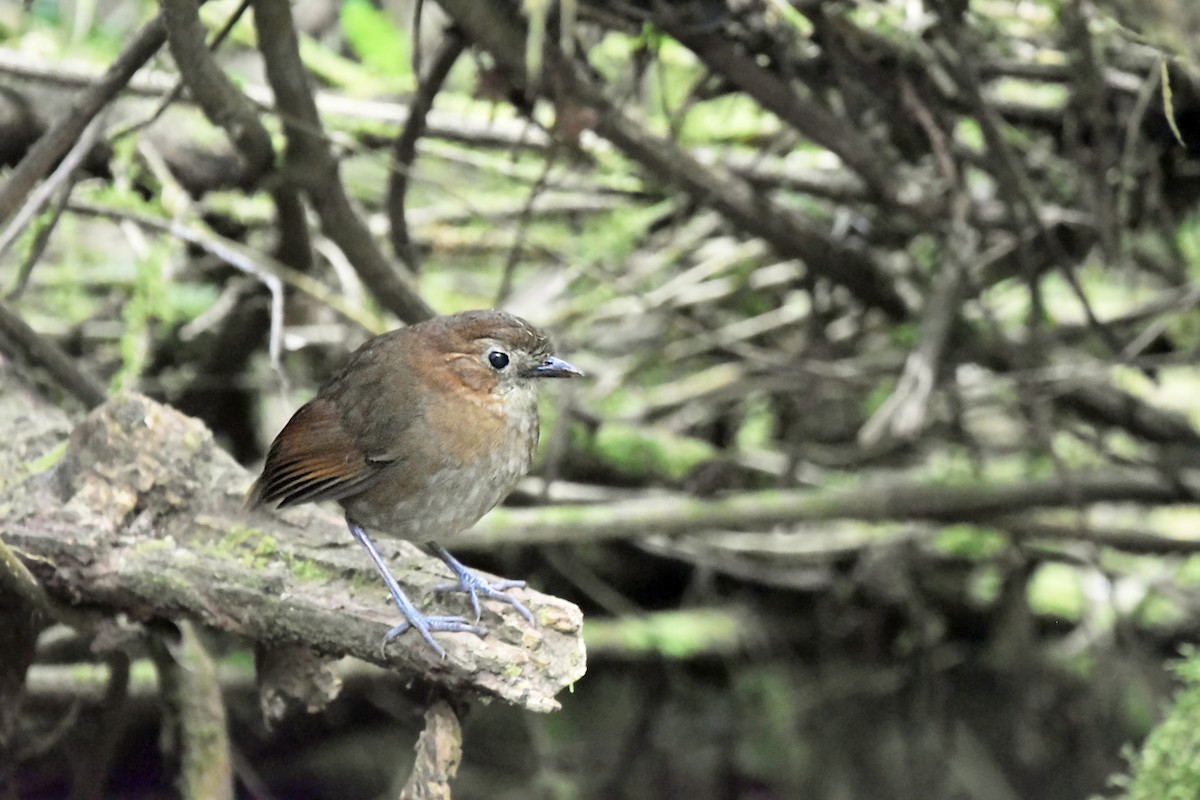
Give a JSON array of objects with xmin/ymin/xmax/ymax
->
[
  {"xmin": 388, "ymin": 30, "xmax": 466, "ymax": 269},
  {"xmin": 495, "ymin": 146, "xmax": 559, "ymax": 305},
  {"xmin": 0, "ymin": 117, "xmax": 103, "ymax": 266},
  {"xmin": 5, "ymin": 174, "xmax": 78, "ymax": 301}
]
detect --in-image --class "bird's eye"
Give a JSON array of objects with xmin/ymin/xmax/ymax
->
[{"xmin": 488, "ymin": 350, "xmax": 510, "ymax": 370}]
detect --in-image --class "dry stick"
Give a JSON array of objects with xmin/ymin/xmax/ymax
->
[
  {"xmin": 157, "ymin": 0, "xmax": 309, "ymax": 401},
  {"xmin": 434, "ymin": 0, "xmax": 909, "ymax": 320},
  {"xmin": 495, "ymin": 147, "xmax": 559, "ymax": 305},
  {"xmin": 857, "ymin": 83, "xmax": 968, "ymax": 446},
  {"xmin": 576, "ymin": 82, "xmax": 908, "ymax": 319},
  {"xmin": 0, "ymin": 297, "xmax": 107, "ymax": 408},
  {"xmin": 1062, "ymin": 2, "xmax": 1120, "ymax": 257},
  {"xmin": 0, "ymin": 15, "xmax": 165, "ymax": 228},
  {"xmin": 388, "ymin": 31, "xmax": 466, "ymax": 269},
  {"xmin": 398, "ymin": 700, "xmax": 463, "ymax": 800},
  {"xmin": 0, "ymin": 535, "xmax": 59, "ymax": 621},
  {"xmin": 250, "ymin": 0, "xmax": 434, "ymax": 324},
  {"xmin": 1114, "ymin": 61, "xmax": 1163, "ymax": 266},
  {"xmin": 150, "ymin": 623, "xmax": 234, "ymax": 800},
  {"xmin": 857, "ymin": 253, "xmax": 964, "ymax": 446},
  {"xmin": 1056, "ymin": 381, "xmax": 1200, "ymax": 446},
  {"xmin": 958, "ymin": 243, "xmax": 1200, "ymax": 450},
  {"xmin": 924, "ymin": 12, "xmax": 1191, "ymax": 463},
  {"xmin": 1122, "ymin": 282, "xmax": 1200, "ymax": 359},
  {"xmin": 5, "ymin": 176, "xmax": 79, "ymax": 301},
  {"xmin": 66, "ymin": 199, "xmax": 386, "ymax": 344},
  {"xmin": 994, "ymin": 517, "xmax": 1200, "ymax": 555},
  {"xmin": 68, "ymin": 201, "xmax": 385, "ymax": 332},
  {"xmin": 933, "ymin": 18, "xmax": 1122, "ymax": 357},
  {"xmin": 0, "ymin": 49, "xmax": 547, "ymax": 152}
]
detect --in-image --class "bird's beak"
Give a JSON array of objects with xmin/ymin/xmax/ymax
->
[{"xmin": 530, "ymin": 356, "xmax": 584, "ymax": 379}]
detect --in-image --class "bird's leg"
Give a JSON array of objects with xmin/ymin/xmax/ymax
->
[
  {"xmin": 428, "ymin": 543, "xmax": 537, "ymax": 626},
  {"xmin": 346, "ymin": 519, "xmax": 485, "ymax": 658}
]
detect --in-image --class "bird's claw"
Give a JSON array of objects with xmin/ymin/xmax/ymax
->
[
  {"xmin": 429, "ymin": 543, "xmax": 538, "ymax": 628},
  {"xmin": 380, "ymin": 614, "xmax": 485, "ymax": 660},
  {"xmin": 433, "ymin": 572, "xmax": 536, "ymax": 626}
]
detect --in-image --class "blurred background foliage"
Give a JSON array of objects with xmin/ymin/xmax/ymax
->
[{"xmin": 4, "ymin": 0, "xmax": 1200, "ymax": 797}]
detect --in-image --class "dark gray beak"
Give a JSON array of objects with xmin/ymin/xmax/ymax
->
[{"xmin": 530, "ymin": 355, "xmax": 584, "ymax": 379}]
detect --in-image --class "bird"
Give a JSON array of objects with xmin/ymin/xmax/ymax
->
[{"xmin": 247, "ymin": 309, "xmax": 583, "ymax": 658}]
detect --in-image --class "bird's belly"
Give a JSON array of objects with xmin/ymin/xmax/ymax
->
[{"xmin": 342, "ymin": 445, "xmax": 530, "ymax": 541}]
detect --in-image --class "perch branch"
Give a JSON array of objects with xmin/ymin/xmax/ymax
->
[{"xmin": 1, "ymin": 393, "xmax": 585, "ymax": 713}]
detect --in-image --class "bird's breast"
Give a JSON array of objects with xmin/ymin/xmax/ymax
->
[{"xmin": 341, "ymin": 389, "xmax": 539, "ymax": 541}]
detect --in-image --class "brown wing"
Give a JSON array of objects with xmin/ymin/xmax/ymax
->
[{"xmin": 246, "ymin": 399, "xmax": 385, "ymax": 509}]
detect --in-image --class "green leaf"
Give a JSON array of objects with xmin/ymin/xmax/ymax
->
[{"xmin": 1161, "ymin": 59, "xmax": 1187, "ymax": 148}]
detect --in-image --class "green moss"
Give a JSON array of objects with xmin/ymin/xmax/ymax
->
[
  {"xmin": 181, "ymin": 427, "xmax": 209, "ymax": 452},
  {"xmin": 287, "ymin": 555, "xmax": 337, "ymax": 582},
  {"xmin": 735, "ymin": 397, "xmax": 775, "ymax": 450},
  {"xmin": 217, "ymin": 525, "xmax": 263, "ymax": 554},
  {"xmin": 254, "ymin": 536, "xmax": 278, "ymax": 559},
  {"xmin": 340, "ymin": 0, "xmax": 413, "ymax": 80},
  {"xmin": 732, "ymin": 666, "xmax": 807, "ymax": 786},
  {"xmin": 111, "ymin": 236, "xmax": 176, "ymax": 394},
  {"xmin": 130, "ymin": 538, "xmax": 177, "ymax": 554},
  {"xmin": 205, "ymin": 526, "xmax": 340, "ymax": 582},
  {"xmin": 216, "ymin": 527, "xmax": 284, "ymax": 570},
  {"xmin": 935, "ymin": 524, "xmax": 1008, "ymax": 560},
  {"xmin": 1176, "ymin": 555, "xmax": 1200, "ymax": 585}
]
